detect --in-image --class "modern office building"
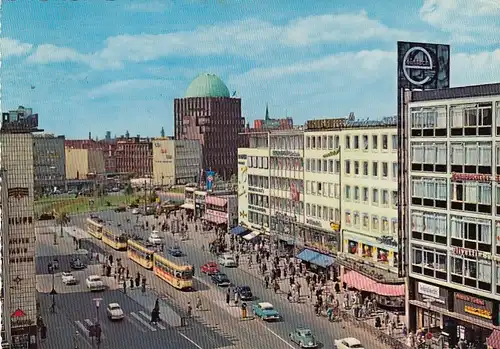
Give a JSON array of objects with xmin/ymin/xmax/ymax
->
[
  {"xmin": 404, "ymin": 83, "xmax": 500, "ymax": 347},
  {"xmin": 64, "ymin": 147, "xmax": 105, "ymax": 180},
  {"xmin": 33, "ymin": 133, "xmax": 66, "ymax": 192},
  {"xmin": 114, "ymin": 136, "xmax": 153, "ymax": 177},
  {"xmin": 174, "ymin": 73, "xmax": 246, "ymax": 180},
  {"xmin": 152, "ymin": 137, "xmax": 202, "ymax": 187},
  {"xmin": 0, "ymin": 110, "xmax": 41, "ymax": 349}
]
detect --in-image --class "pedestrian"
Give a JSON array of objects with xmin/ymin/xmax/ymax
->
[
  {"xmin": 196, "ymin": 296, "xmax": 202, "ymax": 310},
  {"xmin": 226, "ymin": 292, "xmax": 230, "ymax": 305},
  {"xmin": 126, "ymin": 267, "xmax": 129, "ymax": 279}
]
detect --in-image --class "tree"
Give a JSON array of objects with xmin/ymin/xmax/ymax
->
[{"xmin": 55, "ymin": 211, "xmax": 70, "ymax": 239}]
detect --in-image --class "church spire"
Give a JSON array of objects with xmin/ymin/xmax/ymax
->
[{"xmin": 265, "ymin": 103, "xmax": 270, "ymax": 120}]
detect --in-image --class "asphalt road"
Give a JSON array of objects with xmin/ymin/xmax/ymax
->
[
  {"xmin": 68, "ymin": 210, "xmax": 391, "ymax": 349},
  {"xmin": 38, "ymin": 290, "xmax": 202, "ymax": 349}
]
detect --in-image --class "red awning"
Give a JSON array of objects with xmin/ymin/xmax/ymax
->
[
  {"xmin": 487, "ymin": 329, "xmax": 500, "ymax": 349},
  {"xmin": 203, "ymin": 214, "xmax": 226, "ymax": 225},
  {"xmin": 206, "ymin": 196, "xmax": 227, "ymax": 207},
  {"xmin": 342, "ymin": 271, "xmax": 404, "ymax": 296}
]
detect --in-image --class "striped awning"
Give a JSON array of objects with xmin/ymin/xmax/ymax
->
[
  {"xmin": 205, "ymin": 196, "xmax": 227, "ymax": 207},
  {"xmin": 203, "ymin": 214, "xmax": 226, "ymax": 225}
]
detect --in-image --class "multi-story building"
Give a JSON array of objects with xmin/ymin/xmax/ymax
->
[
  {"xmin": 250, "ymin": 104, "xmax": 294, "ymax": 131},
  {"xmin": 64, "ymin": 147, "xmax": 105, "ymax": 179},
  {"xmin": 174, "ymin": 73, "xmax": 246, "ymax": 180},
  {"xmin": 65, "ymin": 138, "xmax": 117, "ymax": 174},
  {"xmin": 404, "ymin": 83, "xmax": 500, "ymax": 347},
  {"xmin": 152, "ymin": 138, "xmax": 202, "ymax": 187},
  {"xmin": 33, "ymin": 133, "xmax": 66, "ymax": 192},
  {"xmin": 0, "ymin": 110, "xmax": 41, "ymax": 349},
  {"xmin": 114, "ymin": 136, "xmax": 153, "ymax": 177}
]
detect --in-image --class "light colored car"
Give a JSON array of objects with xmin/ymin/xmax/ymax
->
[
  {"xmin": 85, "ymin": 275, "xmax": 105, "ymax": 291},
  {"xmin": 289, "ymin": 328, "xmax": 317, "ymax": 348},
  {"xmin": 217, "ymin": 254, "xmax": 237, "ymax": 267},
  {"xmin": 252, "ymin": 302, "xmax": 280, "ymax": 321},
  {"xmin": 106, "ymin": 303, "xmax": 124, "ymax": 320},
  {"xmin": 131, "ymin": 208, "xmax": 140, "ymax": 214},
  {"xmin": 148, "ymin": 232, "xmax": 163, "ymax": 245},
  {"xmin": 61, "ymin": 272, "xmax": 77, "ymax": 285},
  {"xmin": 334, "ymin": 337, "xmax": 364, "ymax": 349}
]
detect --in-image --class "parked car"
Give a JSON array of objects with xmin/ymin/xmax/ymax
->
[
  {"xmin": 61, "ymin": 272, "xmax": 77, "ymax": 285},
  {"xmin": 70, "ymin": 257, "xmax": 85, "ymax": 270},
  {"xmin": 211, "ymin": 272, "xmax": 231, "ymax": 287},
  {"xmin": 167, "ymin": 245, "xmax": 183, "ymax": 257},
  {"xmin": 39, "ymin": 212, "xmax": 55, "ymax": 221},
  {"xmin": 252, "ymin": 302, "xmax": 280, "ymax": 321},
  {"xmin": 86, "ymin": 275, "xmax": 105, "ymax": 291},
  {"xmin": 235, "ymin": 286, "xmax": 253, "ymax": 301},
  {"xmin": 201, "ymin": 262, "xmax": 219, "ymax": 275},
  {"xmin": 217, "ymin": 254, "xmax": 237, "ymax": 267},
  {"xmin": 131, "ymin": 208, "xmax": 140, "ymax": 215},
  {"xmin": 114, "ymin": 205, "xmax": 126, "ymax": 212},
  {"xmin": 334, "ymin": 337, "xmax": 364, "ymax": 349},
  {"xmin": 289, "ymin": 328, "xmax": 318, "ymax": 348},
  {"xmin": 148, "ymin": 233, "xmax": 163, "ymax": 245},
  {"xmin": 106, "ymin": 303, "xmax": 124, "ymax": 320}
]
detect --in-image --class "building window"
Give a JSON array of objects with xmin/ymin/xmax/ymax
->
[
  {"xmin": 328, "ymin": 160, "xmax": 334, "ymax": 173},
  {"xmin": 372, "ymin": 162, "xmax": 378, "ymax": 177},
  {"xmin": 450, "ymin": 103, "xmax": 493, "ymax": 136},
  {"xmin": 363, "ymin": 187, "xmax": 369, "ymax": 203},
  {"xmin": 335, "ymin": 160, "xmax": 340, "ymax": 174},
  {"xmin": 391, "ymin": 190, "xmax": 398, "ymax": 207},
  {"xmin": 354, "ymin": 161, "xmax": 359, "ymax": 175},
  {"xmin": 382, "ymin": 190, "xmax": 389, "ymax": 207},
  {"xmin": 334, "ymin": 135, "xmax": 340, "ymax": 148},
  {"xmin": 411, "ymin": 210, "xmax": 447, "ymax": 244},
  {"xmin": 345, "ymin": 211, "xmax": 351, "ymax": 225},
  {"xmin": 451, "ymin": 256, "xmax": 492, "ymax": 291},
  {"xmin": 372, "ymin": 215, "xmax": 379, "ymax": 231},
  {"xmin": 312, "ymin": 204, "xmax": 317, "ymax": 217},
  {"xmin": 345, "ymin": 136, "xmax": 350, "ymax": 149},
  {"xmin": 381, "ymin": 217, "xmax": 389, "ymax": 233},
  {"xmin": 345, "ymin": 160, "xmax": 350, "ymax": 175},
  {"xmin": 306, "ymin": 203, "xmax": 310, "ymax": 216},
  {"xmin": 411, "ymin": 177, "xmax": 447, "ymax": 208},
  {"xmin": 450, "ymin": 142, "xmax": 492, "ymax": 174},
  {"xmin": 411, "ymin": 142, "xmax": 447, "ymax": 173},
  {"xmin": 451, "ymin": 180, "xmax": 492, "ymax": 213},
  {"xmin": 306, "ymin": 136, "xmax": 311, "ymax": 149},
  {"xmin": 410, "ymin": 106, "xmax": 447, "ymax": 137},
  {"xmin": 372, "ymin": 188, "xmax": 379, "ymax": 205},
  {"xmin": 353, "ymin": 212, "xmax": 360, "ymax": 227},
  {"xmin": 450, "ymin": 215, "xmax": 491, "ymax": 252},
  {"xmin": 372, "ymin": 135, "xmax": 378, "ymax": 150},
  {"xmin": 353, "ymin": 135, "xmax": 359, "ymax": 149},
  {"xmin": 354, "ymin": 186, "xmax": 360, "ymax": 201},
  {"xmin": 391, "ymin": 135, "xmax": 398, "ymax": 151},
  {"xmin": 382, "ymin": 135, "xmax": 388, "ymax": 150},
  {"xmin": 306, "ymin": 181, "xmax": 311, "ymax": 194},
  {"xmin": 382, "ymin": 162, "xmax": 388, "ymax": 178},
  {"xmin": 362, "ymin": 214, "xmax": 369, "ymax": 228},
  {"xmin": 363, "ymin": 161, "xmax": 368, "ymax": 176},
  {"xmin": 328, "ymin": 136, "xmax": 333, "ymax": 149},
  {"xmin": 411, "ymin": 245, "xmax": 447, "ymax": 280},
  {"xmin": 345, "ymin": 185, "xmax": 351, "ymax": 200},
  {"xmin": 392, "ymin": 162, "xmax": 398, "ymax": 180},
  {"xmin": 362, "ymin": 135, "xmax": 368, "ymax": 150}
]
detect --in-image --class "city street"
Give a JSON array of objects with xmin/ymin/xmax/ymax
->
[{"xmin": 65, "ymin": 210, "xmax": 395, "ymax": 349}]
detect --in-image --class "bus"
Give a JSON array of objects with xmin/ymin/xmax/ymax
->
[
  {"xmin": 127, "ymin": 239, "xmax": 155, "ymax": 269},
  {"xmin": 86, "ymin": 218, "xmax": 103, "ymax": 239},
  {"xmin": 153, "ymin": 253, "xmax": 193, "ymax": 290},
  {"xmin": 101, "ymin": 225, "xmax": 128, "ymax": 251}
]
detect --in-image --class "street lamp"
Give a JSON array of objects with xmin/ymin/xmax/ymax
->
[
  {"xmin": 93, "ymin": 298, "xmax": 102, "ymax": 324},
  {"xmin": 47, "ymin": 263, "xmax": 57, "ymax": 312}
]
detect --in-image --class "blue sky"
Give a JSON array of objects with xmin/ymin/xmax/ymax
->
[{"xmin": 2, "ymin": 0, "xmax": 500, "ymax": 138}]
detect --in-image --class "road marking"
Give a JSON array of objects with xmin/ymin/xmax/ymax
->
[
  {"xmin": 259, "ymin": 323, "xmax": 295, "ymax": 349},
  {"xmin": 130, "ymin": 312, "xmax": 157, "ymax": 331},
  {"xmin": 126, "ymin": 316, "xmax": 146, "ymax": 333},
  {"xmin": 179, "ymin": 332, "xmax": 204, "ymax": 349},
  {"xmin": 75, "ymin": 320, "xmax": 89, "ymax": 336},
  {"xmin": 139, "ymin": 310, "xmax": 166, "ymax": 330}
]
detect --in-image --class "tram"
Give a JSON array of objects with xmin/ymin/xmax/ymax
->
[
  {"xmin": 153, "ymin": 253, "xmax": 193, "ymax": 290},
  {"xmin": 86, "ymin": 218, "xmax": 103, "ymax": 239},
  {"xmin": 127, "ymin": 239, "xmax": 155, "ymax": 269}
]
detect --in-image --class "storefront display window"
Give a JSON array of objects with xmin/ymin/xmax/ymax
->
[
  {"xmin": 377, "ymin": 248, "xmax": 389, "ymax": 263},
  {"xmin": 348, "ymin": 240, "xmax": 358, "ymax": 254},
  {"xmin": 362, "ymin": 244, "xmax": 373, "ymax": 258}
]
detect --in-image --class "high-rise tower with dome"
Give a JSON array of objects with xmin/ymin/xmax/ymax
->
[{"xmin": 174, "ymin": 73, "xmax": 245, "ymax": 180}]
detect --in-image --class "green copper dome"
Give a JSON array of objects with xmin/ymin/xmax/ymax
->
[{"xmin": 185, "ymin": 73, "xmax": 230, "ymax": 98}]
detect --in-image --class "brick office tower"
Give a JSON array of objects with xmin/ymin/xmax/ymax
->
[{"xmin": 174, "ymin": 73, "xmax": 245, "ymax": 180}]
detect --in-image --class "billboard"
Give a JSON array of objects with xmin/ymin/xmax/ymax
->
[
  {"xmin": 206, "ymin": 170, "xmax": 215, "ymax": 191},
  {"xmin": 397, "ymin": 41, "xmax": 450, "ymax": 90}
]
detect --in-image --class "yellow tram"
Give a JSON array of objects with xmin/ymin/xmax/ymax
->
[
  {"xmin": 101, "ymin": 226, "xmax": 128, "ymax": 251},
  {"xmin": 127, "ymin": 239, "xmax": 155, "ymax": 269},
  {"xmin": 153, "ymin": 254, "xmax": 193, "ymax": 290},
  {"xmin": 86, "ymin": 218, "xmax": 103, "ymax": 239}
]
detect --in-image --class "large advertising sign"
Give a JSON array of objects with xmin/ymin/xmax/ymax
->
[
  {"xmin": 397, "ymin": 42, "xmax": 450, "ymax": 90},
  {"xmin": 206, "ymin": 170, "xmax": 215, "ymax": 191},
  {"xmin": 396, "ymin": 41, "xmax": 450, "ymax": 278}
]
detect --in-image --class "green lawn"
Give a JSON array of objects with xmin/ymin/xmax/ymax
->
[{"xmin": 35, "ymin": 194, "xmax": 140, "ymax": 216}]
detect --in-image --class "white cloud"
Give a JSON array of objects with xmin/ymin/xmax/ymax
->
[
  {"xmin": 124, "ymin": 1, "xmax": 171, "ymax": 13},
  {"xmin": 25, "ymin": 11, "xmax": 414, "ymax": 69},
  {"xmin": 1, "ymin": 38, "xmax": 33, "ymax": 58},
  {"xmin": 420, "ymin": 0, "xmax": 500, "ymax": 44},
  {"xmin": 87, "ymin": 79, "xmax": 171, "ymax": 99},
  {"xmin": 452, "ymin": 49, "xmax": 500, "ymax": 86}
]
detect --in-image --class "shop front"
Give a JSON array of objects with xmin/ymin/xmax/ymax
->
[
  {"xmin": 203, "ymin": 208, "xmax": 228, "ymax": 227},
  {"xmin": 194, "ymin": 190, "xmax": 206, "ymax": 219},
  {"xmin": 342, "ymin": 230, "xmax": 398, "ymax": 269},
  {"xmin": 302, "ymin": 218, "xmax": 340, "ymax": 257},
  {"xmin": 181, "ymin": 187, "xmax": 195, "ymax": 211},
  {"xmin": 412, "ymin": 280, "xmax": 451, "ymax": 332}
]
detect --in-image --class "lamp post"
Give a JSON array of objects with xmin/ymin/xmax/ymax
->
[
  {"xmin": 48, "ymin": 263, "xmax": 56, "ymax": 312},
  {"xmin": 93, "ymin": 298, "xmax": 102, "ymax": 324}
]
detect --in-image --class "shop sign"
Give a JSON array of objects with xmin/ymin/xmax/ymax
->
[
  {"xmin": 11, "ymin": 309, "xmax": 33, "ymax": 327},
  {"xmin": 323, "ymin": 149, "xmax": 340, "ymax": 158},
  {"xmin": 306, "ymin": 118, "xmax": 345, "ymax": 130},
  {"xmin": 415, "ymin": 282, "xmax": 448, "ymax": 308},
  {"xmin": 330, "ymin": 222, "xmax": 340, "ymax": 232},
  {"xmin": 450, "ymin": 246, "xmax": 500, "ymax": 262},
  {"xmin": 306, "ymin": 218, "xmax": 322, "ymax": 227},
  {"xmin": 248, "ymin": 186, "xmax": 265, "ymax": 193},
  {"xmin": 271, "ymin": 150, "xmax": 301, "ymax": 157},
  {"xmin": 453, "ymin": 292, "xmax": 493, "ymax": 320},
  {"xmin": 248, "ymin": 205, "xmax": 266, "ymax": 213},
  {"xmin": 206, "ymin": 209, "xmax": 228, "ymax": 219}
]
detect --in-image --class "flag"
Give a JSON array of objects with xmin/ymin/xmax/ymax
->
[{"xmin": 290, "ymin": 182, "xmax": 300, "ymax": 202}]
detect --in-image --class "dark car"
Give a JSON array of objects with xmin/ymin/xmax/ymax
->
[
  {"xmin": 69, "ymin": 257, "xmax": 86, "ymax": 270},
  {"xmin": 114, "ymin": 206, "xmax": 126, "ymax": 212},
  {"xmin": 211, "ymin": 272, "xmax": 231, "ymax": 287},
  {"xmin": 235, "ymin": 286, "xmax": 253, "ymax": 301},
  {"xmin": 39, "ymin": 212, "xmax": 55, "ymax": 221},
  {"xmin": 167, "ymin": 246, "xmax": 183, "ymax": 257}
]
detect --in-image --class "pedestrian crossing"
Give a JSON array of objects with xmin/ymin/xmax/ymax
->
[{"xmin": 74, "ymin": 310, "xmax": 167, "ymax": 336}]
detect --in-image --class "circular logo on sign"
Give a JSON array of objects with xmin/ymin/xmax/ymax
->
[{"xmin": 402, "ymin": 46, "xmax": 434, "ymax": 86}]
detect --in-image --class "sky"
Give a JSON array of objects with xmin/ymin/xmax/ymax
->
[{"xmin": 2, "ymin": 0, "xmax": 500, "ymax": 138}]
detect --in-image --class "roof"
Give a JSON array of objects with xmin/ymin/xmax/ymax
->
[
  {"xmin": 411, "ymin": 82, "xmax": 500, "ymax": 102},
  {"xmin": 258, "ymin": 302, "xmax": 273, "ymax": 308},
  {"xmin": 108, "ymin": 303, "xmax": 120, "ymax": 308},
  {"xmin": 185, "ymin": 73, "xmax": 230, "ymax": 98}
]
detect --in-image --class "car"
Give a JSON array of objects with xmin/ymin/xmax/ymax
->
[
  {"xmin": 167, "ymin": 245, "xmax": 183, "ymax": 257},
  {"xmin": 148, "ymin": 233, "xmax": 163, "ymax": 245},
  {"xmin": 89, "ymin": 213, "xmax": 99, "ymax": 219},
  {"xmin": 114, "ymin": 205, "xmax": 126, "ymax": 212},
  {"xmin": 85, "ymin": 275, "xmax": 105, "ymax": 291},
  {"xmin": 131, "ymin": 208, "xmax": 140, "ymax": 215},
  {"xmin": 235, "ymin": 286, "xmax": 253, "ymax": 301},
  {"xmin": 106, "ymin": 303, "xmax": 125, "ymax": 320},
  {"xmin": 201, "ymin": 262, "xmax": 220, "ymax": 275},
  {"xmin": 211, "ymin": 272, "xmax": 231, "ymax": 287},
  {"xmin": 252, "ymin": 302, "xmax": 280, "ymax": 321},
  {"xmin": 334, "ymin": 337, "xmax": 364, "ymax": 349},
  {"xmin": 217, "ymin": 254, "xmax": 237, "ymax": 267},
  {"xmin": 61, "ymin": 272, "xmax": 77, "ymax": 285},
  {"xmin": 289, "ymin": 328, "xmax": 318, "ymax": 348},
  {"xmin": 69, "ymin": 257, "xmax": 85, "ymax": 270}
]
